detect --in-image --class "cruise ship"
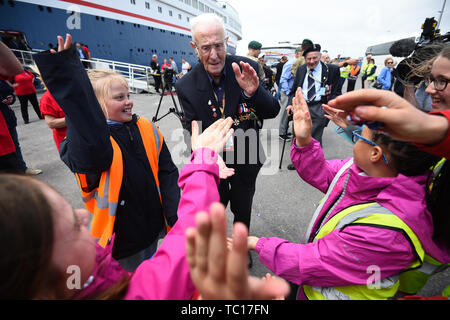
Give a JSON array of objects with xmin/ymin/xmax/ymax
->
[{"xmin": 0, "ymin": 0, "xmax": 242, "ymax": 67}]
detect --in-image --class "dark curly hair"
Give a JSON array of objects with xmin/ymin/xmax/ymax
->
[
  {"xmin": 372, "ymin": 132, "xmax": 440, "ymax": 176},
  {"xmin": 372, "ymin": 133, "xmax": 450, "ymax": 248},
  {"xmin": 426, "ymin": 160, "xmax": 450, "ymax": 249}
]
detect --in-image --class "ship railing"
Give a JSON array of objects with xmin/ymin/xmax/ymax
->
[
  {"xmin": 9, "ymin": 49, "xmax": 155, "ymax": 93},
  {"xmin": 10, "ymin": 48, "xmax": 35, "ymax": 66},
  {"xmin": 89, "ymin": 57, "xmax": 154, "ymax": 93}
]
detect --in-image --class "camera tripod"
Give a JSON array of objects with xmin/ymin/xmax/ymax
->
[
  {"xmin": 152, "ymin": 82, "xmax": 185, "ymax": 125},
  {"xmin": 278, "ymin": 114, "xmax": 292, "ymax": 169}
]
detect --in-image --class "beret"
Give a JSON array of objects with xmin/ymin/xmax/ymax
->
[
  {"xmin": 303, "ymin": 43, "xmax": 321, "ymax": 57},
  {"xmin": 248, "ymin": 40, "xmax": 262, "ymax": 50}
]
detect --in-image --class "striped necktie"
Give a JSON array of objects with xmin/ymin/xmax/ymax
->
[{"xmin": 307, "ymin": 69, "xmax": 316, "ymax": 102}]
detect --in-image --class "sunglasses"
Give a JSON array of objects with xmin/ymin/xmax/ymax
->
[{"xmin": 352, "ymin": 130, "xmax": 389, "ymax": 164}]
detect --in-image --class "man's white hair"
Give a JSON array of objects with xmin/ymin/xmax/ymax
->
[{"xmin": 190, "ymin": 13, "xmax": 225, "ymax": 42}]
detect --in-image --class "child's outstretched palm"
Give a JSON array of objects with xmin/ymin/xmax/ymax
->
[{"xmin": 291, "ymin": 88, "xmax": 312, "ymax": 146}]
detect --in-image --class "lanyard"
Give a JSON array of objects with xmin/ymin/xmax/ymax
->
[{"xmin": 212, "ymin": 89, "xmax": 226, "ymax": 118}]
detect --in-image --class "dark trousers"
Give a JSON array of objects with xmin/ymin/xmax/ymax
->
[
  {"xmin": 308, "ymin": 101, "xmax": 328, "ymax": 147},
  {"xmin": 153, "ymin": 75, "xmax": 162, "ymax": 92},
  {"xmin": 0, "ymin": 153, "xmax": 23, "ymax": 173},
  {"xmin": 8, "ymin": 126, "xmax": 26, "ymax": 171},
  {"xmin": 218, "ymin": 172, "xmax": 256, "ymax": 231},
  {"xmin": 17, "ymin": 93, "xmax": 42, "ymax": 123},
  {"xmin": 347, "ymin": 79, "xmax": 357, "ymax": 92}
]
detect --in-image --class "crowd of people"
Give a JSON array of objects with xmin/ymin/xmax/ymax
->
[
  {"xmin": 0, "ymin": 11, "xmax": 449, "ymax": 302},
  {"xmin": 150, "ymin": 54, "xmax": 191, "ymax": 93}
]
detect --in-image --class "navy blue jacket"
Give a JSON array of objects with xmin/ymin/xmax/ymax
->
[
  {"xmin": 34, "ymin": 47, "xmax": 180, "ymax": 260},
  {"xmin": 175, "ymin": 55, "xmax": 280, "ymax": 184},
  {"xmin": 0, "ymin": 80, "xmax": 17, "ymax": 128}
]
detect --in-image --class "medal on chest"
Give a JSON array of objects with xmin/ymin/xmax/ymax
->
[{"xmin": 208, "ymin": 100, "xmax": 218, "ymax": 118}]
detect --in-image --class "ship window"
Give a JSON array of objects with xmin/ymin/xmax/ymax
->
[
  {"xmin": 145, "ymin": 2, "xmax": 149, "ymax": 9},
  {"xmin": 95, "ymin": 16, "xmax": 99, "ymax": 20},
  {"xmin": 158, "ymin": 6, "xmax": 162, "ymax": 13},
  {"xmin": 186, "ymin": 17, "xmax": 190, "ymax": 22},
  {"xmin": 121, "ymin": 21, "xmax": 124, "ymax": 24},
  {"xmin": 169, "ymin": 10, "xmax": 172, "ymax": 17},
  {"xmin": 199, "ymin": 2, "xmax": 204, "ymax": 12},
  {"xmin": 7, "ymin": 0, "xmax": 14, "ymax": 7},
  {"xmin": 185, "ymin": 0, "xmax": 191, "ymax": 5},
  {"xmin": 46, "ymin": 7, "xmax": 52, "ymax": 12},
  {"xmin": 205, "ymin": 5, "xmax": 209, "ymax": 13},
  {"xmin": 178, "ymin": 14, "xmax": 182, "ymax": 20},
  {"xmin": 130, "ymin": 0, "xmax": 136, "ymax": 4},
  {"xmin": 101, "ymin": 17, "xmax": 104, "ymax": 21},
  {"xmin": 38, "ymin": 5, "xmax": 43, "ymax": 11},
  {"xmin": 192, "ymin": 0, "xmax": 198, "ymax": 9}
]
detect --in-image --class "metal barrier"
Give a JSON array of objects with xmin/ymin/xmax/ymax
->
[{"xmin": 10, "ymin": 48, "xmax": 156, "ymax": 93}]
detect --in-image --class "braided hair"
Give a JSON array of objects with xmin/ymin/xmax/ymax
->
[
  {"xmin": 427, "ymin": 160, "xmax": 450, "ymax": 248},
  {"xmin": 372, "ymin": 133, "xmax": 440, "ymax": 176},
  {"xmin": 373, "ymin": 132, "xmax": 450, "ymax": 248}
]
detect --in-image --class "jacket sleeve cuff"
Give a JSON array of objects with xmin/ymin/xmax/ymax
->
[
  {"xmin": 190, "ymin": 148, "xmax": 218, "ymax": 165},
  {"xmin": 413, "ymin": 110, "xmax": 450, "ymax": 157}
]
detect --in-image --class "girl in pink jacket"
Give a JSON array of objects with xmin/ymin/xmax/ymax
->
[
  {"xmin": 248, "ymin": 89, "xmax": 450, "ymax": 300},
  {"xmin": 0, "ymin": 117, "xmax": 236, "ymax": 299}
]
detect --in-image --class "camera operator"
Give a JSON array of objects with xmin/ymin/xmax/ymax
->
[
  {"xmin": 389, "ymin": 17, "xmax": 449, "ymax": 112},
  {"xmin": 161, "ymin": 58, "xmax": 174, "ymax": 92}
]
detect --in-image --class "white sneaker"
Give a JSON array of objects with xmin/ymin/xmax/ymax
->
[{"xmin": 25, "ymin": 168, "xmax": 43, "ymax": 175}]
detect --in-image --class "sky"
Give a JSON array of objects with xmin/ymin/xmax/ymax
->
[{"xmin": 225, "ymin": 0, "xmax": 449, "ymax": 59}]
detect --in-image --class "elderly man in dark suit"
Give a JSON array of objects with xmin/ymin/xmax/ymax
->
[
  {"xmin": 175, "ymin": 14, "xmax": 280, "ymax": 264},
  {"xmin": 288, "ymin": 43, "xmax": 341, "ymax": 148}
]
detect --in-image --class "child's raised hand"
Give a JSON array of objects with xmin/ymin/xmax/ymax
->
[
  {"xmin": 191, "ymin": 117, "xmax": 234, "ymax": 154},
  {"xmin": 185, "ymin": 202, "xmax": 290, "ymax": 300},
  {"xmin": 217, "ymin": 154, "xmax": 235, "ymax": 179},
  {"xmin": 323, "ymin": 104, "xmax": 348, "ymax": 129},
  {"xmin": 50, "ymin": 34, "xmax": 72, "ymax": 54},
  {"xmin": 291, "ymin": 88, "xmax": 312, "ymax": 146}
]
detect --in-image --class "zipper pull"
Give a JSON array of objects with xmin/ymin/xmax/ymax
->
[{"xmin": 126, "ymin": 124, "xmax": 134, "ymax": 142}]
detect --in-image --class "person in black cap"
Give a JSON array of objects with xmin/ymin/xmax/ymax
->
[{"xmin": 287, "ymin": 43, "xmax": 341, "ymax": 155}]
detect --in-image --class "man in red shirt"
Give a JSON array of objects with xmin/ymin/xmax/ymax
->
[{"xmin": 39, "ymin": 90, "xmax": 67, "ymax": 152}]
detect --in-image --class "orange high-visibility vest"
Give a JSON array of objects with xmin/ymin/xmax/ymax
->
[
  {"xmin": 349, "ymin": 65, "xmax": 361, "ymax": 76},
  {"xmin": 75, "ymin": 117, "xmax": 164, "ymax": 247}
]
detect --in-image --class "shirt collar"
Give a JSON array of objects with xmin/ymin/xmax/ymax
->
[{"xmin": 206, "ymin": 64, "xmax": 226, "ymax": 87}]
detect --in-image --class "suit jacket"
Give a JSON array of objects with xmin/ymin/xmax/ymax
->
[
  {"xmin": 175, "ymin": 55, "xmax": 280, "ymax": 184},
  {"xmin": 289, "ymin": 61, "xmax": 341, "ymax": 104}
]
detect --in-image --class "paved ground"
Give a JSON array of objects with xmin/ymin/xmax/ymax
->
[{"xmin": 13, "ymin": 79, "xmax": 449, "ymax": 297}]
